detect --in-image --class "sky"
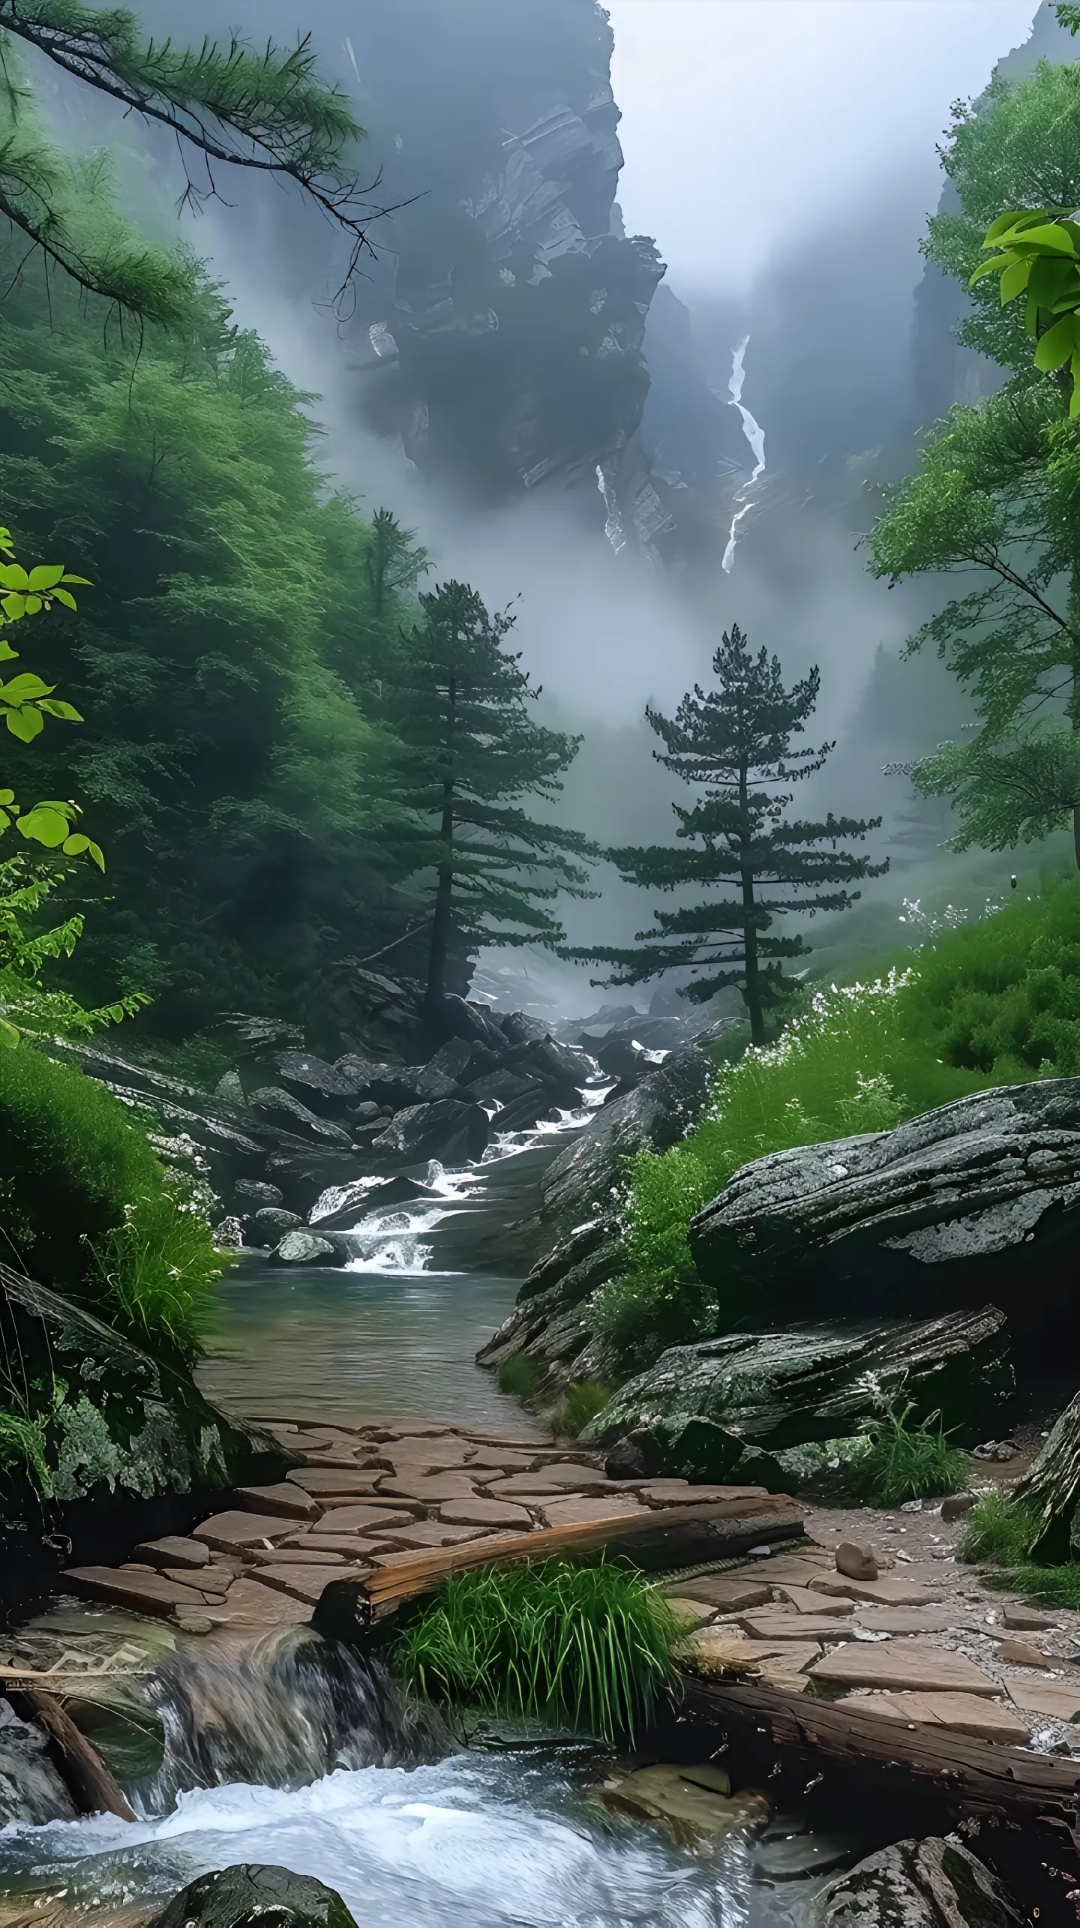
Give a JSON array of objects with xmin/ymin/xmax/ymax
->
[{"xmin": 608, "ymin": 0, "xmax": 1043, "ymax": 293}]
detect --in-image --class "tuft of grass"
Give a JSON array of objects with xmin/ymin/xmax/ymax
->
[
  {"xmin": 88, "ymin": 1173, "xmax": 229, "ymax": 1366},
  {"xmin": 992, "ymin": 1563, "xmax": 1080, "ymax": 1609},
  {"xmin": 390, "ymin": 1558, "xmax": 680, "ymax": 1744},
  {"xmin": 958, "ymin": 1490, "xmax": 1038, "ymax": 1566},
  {"xmin": 496, "ymin": 1354, "xmax": 544, "ymax": 1399},
  {"xmin": 0, "ymin": 1404, "xmax": 52, "ymax": 1498},
  {"xmin": 551, "ymin": 1381, "xmax": 613, "ymax": 1439},
  {"xmin": 858, "ymin": 1398, "xmax": 970, "ymax": 1507}
]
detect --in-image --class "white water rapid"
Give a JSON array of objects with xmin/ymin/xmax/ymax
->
[{"xmin": 721, "ymin": 335, "xmax": 766, "ymax": 573}]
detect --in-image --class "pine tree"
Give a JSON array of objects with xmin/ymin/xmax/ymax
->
[
  {"xmin": 387, "ymin": 580, "xmax": 595, "ymax": 1026},
  {"xmin": 572, "ymin": 624, "xmax": 887, "ymax": 1046}
]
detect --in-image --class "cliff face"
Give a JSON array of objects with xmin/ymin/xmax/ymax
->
[{"xmin": 339, "ymin": 0, "xmax": 676, "ymax": 556}]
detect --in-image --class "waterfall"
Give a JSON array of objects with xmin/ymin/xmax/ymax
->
[
  {"xmin": 144, "ymin": 1628, "xmax": 446, "ymax": 1811},
  {"xmin": 721, "ymin": 335, "xmax": 766, "ymax": 573}
]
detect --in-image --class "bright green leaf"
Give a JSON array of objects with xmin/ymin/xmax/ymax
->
[
  {"xmin": 1034, "ymin": 313, "xmax": 1080, "ymax": 370},
  {"xmin": 26, "ymin": 565, "xmax": 66, "ymax": 591},
  {"xmin": 2, "ymin": 594, "xmax": 27, "ymax": 621},
  {"xmin": 37, "ymin": 700, "xmax": 83, "ymax": 722},
  {"xmin": 6, "ymin": 708, "xmax": 44, "ymax": 743},
  {"xmin": 0, "ymin": 641, "xmax": 19, "ymax": 662},
  {"xmin": 1, "ymin": 674, "xmax": 56, "ymax": 702},
  {"xmin": 1000, "ymin": 256, "xmax": 1032, "ymax": 303},
  {"xmin": 51, "ymin": 589, "xmax": 77, "ymax": 612},
  {"xmin": 16, "ymin": 806, "xmax": 70, "ymax": 846},
  {"xmin": 0, "ymin": 1017, "xmax": 19, "ymax": 1047},
  {"xmin": 0, "ymin": 565, "xmax": 29, "ymax": 591}
]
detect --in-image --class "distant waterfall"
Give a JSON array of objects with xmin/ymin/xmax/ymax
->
[{"xmin": 721, "ymin": 335, "xmax": 766, "ymax": 572}]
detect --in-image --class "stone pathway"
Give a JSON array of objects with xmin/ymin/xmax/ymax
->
[
  {"xmin": 679, "ymin": 1504, "xmax": 1080, "ymax": 1755},
  {"xmin": 62, "ymin": 1419, "xmax": 793, "ymax": 1646}
]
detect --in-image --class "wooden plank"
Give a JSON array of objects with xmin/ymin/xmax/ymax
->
[
  {"xmin": 1, "ymin": 1685, "xmax": 136, "ymax": 1822},
  {"xmin": 347, "ymin": 1493, "xmax": 804, "ymax": 1620}
]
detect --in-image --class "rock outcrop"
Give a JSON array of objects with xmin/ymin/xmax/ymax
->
[
  {"xmin": 812, "ymin": 1837, "xmax": 1022, "ymax": 1928},
  {"xmin": 152, "ymin": 1867, "xmax": 358, "ymax": 1928},
  {"xmin": 690, "ymin": 1079, "xmax": 1080, "ymax": 1337},
  {"xmin": 477, "ymin": 1045, "xmax": 715, "ymax": 1386},
  {"xmin": 579, "ymin": 1308, "xmax": 1013, "ymax": 1484}
]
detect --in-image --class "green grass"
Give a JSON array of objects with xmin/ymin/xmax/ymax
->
[
  {"xmin": 958, "ymin": 1490, "xmax": 1039, "ymax": 1565},
  {"xmin": 857, "ymin": 1399, "xmax": 970, "ymax": 1507},
  {"xmin": 496, "ymin": 1355, "xmax": 544, "ymax": 1399},
  {"xmin": 991, "ymin": 1564, "xmax": 1080, "ymax": 1609},
  {"xmin": 88, "ymin": 1174, "xmax": 229, "ymax": 1366},
  {"xmin": 550, "ymin": 1381, "xmax": 613, "ymax": 1439},
  {"xmin": 391, "ymin": 1558, "xmax": 680, "ymax": 1744}
]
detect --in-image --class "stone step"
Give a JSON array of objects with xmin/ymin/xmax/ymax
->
[
  {"xmin": 809, "ymin": 1640, "xmax": 997, "ymax": 1696},
  {"xmin": 233, "ymin": 1483, "xmax": 321, "ymax": 1521}
]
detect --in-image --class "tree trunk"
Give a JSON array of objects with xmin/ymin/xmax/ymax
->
[
  {"xmin": 738, "ymin": 762, "xmax": 764, "ymax": 1046},
  {"xmin": 2, "ymin": 1683, "xmax": 136, "ymax": 1821},
  {"xmin": 423, "ymin": 674, "xmax": 457, "ymax": 1032}
]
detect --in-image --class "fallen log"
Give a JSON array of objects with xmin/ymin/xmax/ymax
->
[
  {"xmin": 2, "ymin": 1683, "xmax": 136, "ymax": 1821},
  {"xmin": 311, "ymin": 1492, "xmax": 804, "ymax": 1637}
]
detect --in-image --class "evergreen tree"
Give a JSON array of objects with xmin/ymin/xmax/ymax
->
[
  {"xmin": 387, "ymin": 580, "xmax": 594, "ymax": 1024},
  {"xmin": 572, "ymin": 624, "xmax": 887, "ymax": 1047},
  {"xmin": 0, "ymin": 0, "xmax": 375, "ymax": 320}
]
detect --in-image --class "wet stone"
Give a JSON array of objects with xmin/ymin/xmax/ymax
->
[
  {"xmin": 249, "ymin": 1564, "xmax": 371, "ymax": 1604},
  {"xmin": 134, "ymin": 1536, "xmax": 210, "ymax": 1571},
  {"xmin": 755, "ymin": 1833, "xmax": 859, "ymax": 1880},
  {"xmin": 192, "ymin": 1511, "xmax": 295, "ymax": 1552},
  {"xmin": 65, "ymin": 1567, "xmax": 218, "ymax": 1618}
]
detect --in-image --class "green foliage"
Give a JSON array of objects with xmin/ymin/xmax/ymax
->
[
  {"xmin": 88, "ymin": 1171, "xmax": 227, "ymax": 1365},
  {"xmin": 551, "ymin": 1381, "xmax": 613, "ymax": 1439},
  {"xmin": 971, "ymin": 209, "xmax": 1080, "ymax": 415},
  {"xmin": 987, "ymin": 1561, "xmax": 1080, "ymax": 1607},
  {"xmin": 388, "ymin": 580, "xmax": 595, "ymax": 1010},
  {"xmin": 857, "ymin": 1396, "xmax": 970, "ymax": 1507},
  {"xmin": 496, "ymin": 1354, "xmax": 543, "ymax": 1399},
  {"xmin": 0, "ymin": 1386, "xmax": 52, "ymax": 1498},
  {"xmin": 0, "ymin": 856, "xmax": 149, "ymax": 1045},
  {"xmin": 958, "ymin": 1490, "xmax": 1038, "ymax": 1565},
  {"xmin": 0, "ymin": 4, "xmax": 370, "ymax": 318},
  {"xmin": 591, "ymin": 974, "xmax": 982, "ymax": 1365},
  {"xmin": 390, "ymin": 1559, "xmax": 679, "ymax": 1743},
  {"xmin": 872, "ymin": 62, "xmax": 1080, "ymax": 860},
  {"xmin": 568, "ymin": 624, "xmax": 886, "ymax": 1047}
]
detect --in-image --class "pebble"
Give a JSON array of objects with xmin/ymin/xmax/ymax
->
[{"xmin": 835, "ymin": 1541, "xmax": 878, "ymax": 1582}]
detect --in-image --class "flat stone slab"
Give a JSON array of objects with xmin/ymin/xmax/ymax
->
[
  {"xmin": 487, "ymin": 1468, "xmax": 611, "ymax": 1496},
  {"xmin": 728, "ymin": 1556, "xmax": 829, "ymax": 1586},
  {"xmin": 1005, "ymin": 1677, "xmax": 1080, "ymax": 1720},
  {"xmin": 773, "ymin": 1585, "xmax": 854, "ymax": 1617},
  {"xmin": 1003, "ymin": 1606, "xmax": 1057, "ymax": 1631},
  {"xmin": 462, "ymin": 1450, "xmax": 538, "ymax": 1472},
  {"xmin": 375, "ymin": 1522, "xmax": 491, "ymax": 1549},
  {"xmin": 379, "ymin": 1441, "xmax": 474, "ymax": 1471},
  {"xmin": 246, "ymin": 1547, "xmax": 348, "ymax": 1566},
  {"xmin": 289, "ymin": 1504, "xmax": 415, "ymax": 1534},
  {"xmin": 134, "ymin": 1536, "xmax": 210, "ymax": 1571},
  {"xmin": 249, "ymin": 1564, "xmax": 371, "ymax": 1604},
  {"xmin": 380, "ymin": 1474, "xmax": 479, "ymax": 1501},
  {"xmin": 636, "ymin": 1481, "xmax": 768, "ymax": 1506},
  {"xmin": 439, "ymin": 1497, "xmax": 535, "ymax": 1528},
  {"xmin": 234, "ymin": 1483, "xmax": 321, "ymax": 1520},
  {"xmin": 810, "ymin": 1575, "xmax": 934, "ymax": 1607},
  {"xmin": 203, "ymin": 1576, "xmax": 311, "ymax": 1642},
  {"xmin": 857, "ymin": 1692, "xmax": 1030, "ymax": 1744},
  {"xmin": 853, "ymin": 1608, "xmax": 978, "ymax": 1635},
  {"xmin": 287, "ymin": 1468, "xmax": 382, "ymax": 1495},
  {"xmin": 66, "ymin": 1566, "xmax": 216, "ymax": 1617},
  {"xmin": 809, "ymin": 1640, "xmax": 997, "ymax": 1696},
  {"xmin": 193, "ymin": 1511, "xmax": 294, "ymax": 1552},
  {"xmin": 539, "ymin": 1496, "xmax": 649, "ymax": 1528},
  {"xmin": 282, "ymin": 1528, "xmax": 407, "ymax": 1554},
  {"xmin": 739, "ymin": 1613, "xmax": 860, "ymax": 1642},
  {"xmin": 686, "ymin": 1630, "xmax": 822, "ymax": 1676},
  {"xmin": 668, "ymin": 1575, "xmax": 773, "ymax": 1612}
]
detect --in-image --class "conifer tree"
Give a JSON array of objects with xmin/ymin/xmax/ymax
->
[
  {"xmin": 573, "ymin": 624, "xmax": 887, "ymax": 1046},
  {"xmin": 387, "ymin": 581, "xmax": 595, "ymax": 1025}
]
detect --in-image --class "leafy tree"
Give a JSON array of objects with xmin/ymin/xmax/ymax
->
[
  {"xmin": 870, "ymin": 60, "xmax": 1080, "ymax": 864},
  {"xmin": 387, "ymin": 580, "xmax": 594, "ymax": 1023},
  {"xmin": 0, "ymin": 0, "xmax": 376, "ymax": 319},
  {"xmin": 570, "ymin": 624, "xmax": 886, "ymax": 1047}
]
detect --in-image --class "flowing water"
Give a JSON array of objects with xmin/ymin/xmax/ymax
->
[{"xmin": 0, "ymin": 1103, "xmax": 834, "ymax": 1928}]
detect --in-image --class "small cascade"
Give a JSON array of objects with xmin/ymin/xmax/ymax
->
[
  {"xmin": 144, "ymin": 1628, "xmax": 445, "ymax": 1812},
  {"xmin": 721, "ymin": 334, "xmax": 766, "ymax": 573}
]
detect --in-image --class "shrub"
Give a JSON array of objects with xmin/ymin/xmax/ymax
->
[
  {"xmin": 857, "ymin": 1397, "xmax": 970, "ymax": 1507},
  {"xmin": 496, "ymin": 1355, "xmax": 543, "ymax": 1399},
  {"xmin": 391, "ymin": 1559, "xmax": 679, "ymax": 1743},
  {"xmin": 88, "ymin": 1171, "xmax": 228, "ymax": 1366}
]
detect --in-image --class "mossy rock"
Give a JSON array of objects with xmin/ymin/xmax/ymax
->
[{"xmin": 152, "ymin": 1866, "xmax": 358, "ymax": 1928}]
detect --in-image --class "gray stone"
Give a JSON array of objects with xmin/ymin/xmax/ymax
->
[
  {"xmin": 249, "ymin": 1087, "xmax": 354, "ymax": 1146},
  {"xmin": 234, "ymin": 1179, "xmax": 284, "ymax": 1208},
  {"xmin": 373, "ymin": 1099, "xmax": 489, "ymax": 1163},
  {"xmin": 941, "ymin": 1492, "xmax": 978, "ymax": 1522},
  {"xmin": 151, "ymin": 1865, "xmax": 358, "ymax": 1928},
  {"xmin": 275, "ymin": 1050, "xmax": 364, "ymax": 1107},
  {"xmin": 252, "ymin": 1207, "xmax": 303, "ymax": 1242},
  {"xmin": 579, "ymin": 1310, "xmax": 1011, "ymax": 1479},
  {"xmin": 836, "ymin": 1540, "xmax": 878, "ymax": 1581},
  {"xmin": 690, "ymin": 1078, "xmax": 1080, "ymax": 1326},
  {"xmin": 215, "ymin": 1069, "xmax": 246, "ymax": 1107},
  {"xmin": 269, "ymin": 1229, "xmax": 349, "ymax": 1268},
  {"xmin": 811, "ymin": 1837, "xmax": 1023, "ymax": 1928}
]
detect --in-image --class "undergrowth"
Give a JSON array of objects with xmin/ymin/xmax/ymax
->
[
  {"xmin": 550, "ymin": 1380, "xmax": 612, "ymax": 1438},
  {"xmin": 857, "ymin": 1397, "xmax": 970, "ymax": 1507},
  {"xmin": 958, "ymin": 1490, "xmax": 1038, "ymax": 1566},
  {"xmin": 88, "ymin": 1171, "xmax": 229, "ymax": 1365},
  {"xmin": 390, "ymin": 1558, "xmax": 679, "ymax": 1743},
  {"xmin": 497, "ymin": 1355, "xmax": 543, "ymax": 1399}
]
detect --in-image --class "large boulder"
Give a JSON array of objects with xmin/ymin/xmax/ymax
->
[
  {"xmin": 0, "ymin": 1264, "xmax": 286, "ymax": 1510},
  {"xmin": 373, "ymin": 1098, "xmax": 489, "ymax": 1163},
  {"xmin": 812, "ymin": 1837, "xmax": 1022, "ymax": 1928},
  {"xmin": 690, "ymin": 1078, "xmax": 1080, "ymax": 1334},
  {"xmin": 152, "ymin": 1867, "xmax": 358, "ymax": 1928},
  {"xmin": 476, "ymin": 1046, "xmax": 714, "ymax": 1385},
  {"xmin": 579, "ymin": 1307, "xmax": 1012, "ymax": 1482},
  {"xmin": 248, "ymin": 1088, "xmax": 354, "ymax": 1146}
]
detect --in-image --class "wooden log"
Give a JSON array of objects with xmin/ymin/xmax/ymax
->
[
  {"xmin": 312, "ymin": 1492, "xmax": 804, "ymax": 1636},
  {"xmin": 2, "ymin": 1684, "xmax": 136, "ymax": 1821}
]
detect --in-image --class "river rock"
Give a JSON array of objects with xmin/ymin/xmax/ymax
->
[
  {"xmin": 269, "ymin": 1229, "xmax": 351, "ymax": 1268},
  {"xmin": 249, "ymin": 1087, "xmax": 354, "ymax": 1146},
  {"xmin": 579, "ymin": 1309, "xmax": 1011, "ymax": 1480},
  {"xmin": 151, "ymin": 1865, "xmax": 359, "ymax": 1928},
  {"xmin": 274, "ymin": 1050, "xmax": 364, "ymax": 1113},
  {"xmin": 466, "ymin": 1069, "xmax": 538, "ymax": 1106},
  {"xmin": 374, "ymin": 1099, "xmax": 489, "ymax": 1163},
  {"xmin": 690, "ymin": 1077, "xmax": 1080, "ymax": 1328},
  {"xmin": 234, "ymin": 1179, "xmax": 284, "ymax": 1209},
  {"xmin": 433, "ymin": 994, "xmax": 508, "ymax": 1053},
  {"xmin": 836, "ymin": 1541, "xmax": 878, "ymax": 1581},
  {"xmin": 811, "ymin": 1837, "xmax": 1023, "ymax": 1928},
  {"xmin": 252, "ymin": 1207, "xmax": 303, "ymax": 1243},
  {"xmin": 215, "ymin": 1069, "xmax": 246, "ymax": 1107}
]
